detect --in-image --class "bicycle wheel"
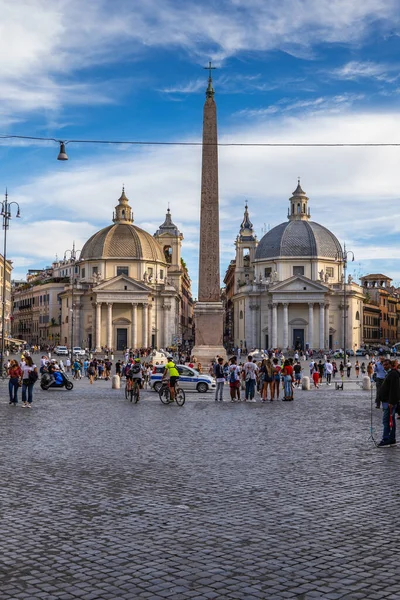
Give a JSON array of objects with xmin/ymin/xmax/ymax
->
[
  {"xmin": 125, "ymin": 384, "xmax": 130, "ymax": 400},
  {"xmin": 175, "ymin": 386, "xmax": 185, "ymax": 406},
  {"xmin": 133, "ymin": 383, "xmax": 140, "ymax": 404},
  {"xmin": 159, "ymin": 385, "xmax": 171, "ymax": 404}
]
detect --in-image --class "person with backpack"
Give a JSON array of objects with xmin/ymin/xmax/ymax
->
[
  {"xmin": 243, "ymin": 355, "xmax": 258, "ymax": 402},
  {"xmin": 228, "ymin": 356, "xmax": 241, "ymax": 402},
  {"xmin": 214, "ymin": 357, "xmax": 225, "ymax": 402},
  {"xmin": 128, "ymin": 358, "xmax": 145, "ymax": 400},
  {"xmin": 21, "ymin": 355, "xmax": 39, "ymax": 408}
]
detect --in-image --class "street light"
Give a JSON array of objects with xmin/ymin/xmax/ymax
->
[
  {"xmin": 64, "ymin": 244, "xmax": 81, "ymax": 362},
  {"xmin": 336, "ymin": 243, "xmax": 354, "ymax": 369},
  {"xmin": 0, "ymin": 190, "xmax": 21, "ymax": 373}
]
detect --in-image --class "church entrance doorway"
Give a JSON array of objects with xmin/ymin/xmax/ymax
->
[
  {"xmin": 293, "ymin": 329, "xmax": 304, "ymax": 350},
  {"xmin": 116, "ymin": 328, "xmax": 127, "ymax": 351}
]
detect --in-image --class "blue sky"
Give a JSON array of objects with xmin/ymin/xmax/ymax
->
[{"xmin": 2, "ymin": 0, "xmax": 400, "ymax": 295}]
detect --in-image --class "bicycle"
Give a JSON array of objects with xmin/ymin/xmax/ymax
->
[
  {"xmin": 125, "ymin": 378, "xmax": 140, "ymax": 403},
  {"xmin": 158, "ymin": 379, "xmax": 185, "ymax": 406}
]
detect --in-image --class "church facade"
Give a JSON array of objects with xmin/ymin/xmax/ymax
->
[{"xmin": 225, "ymin": 182, "xmax": 365, "ymax": 352}]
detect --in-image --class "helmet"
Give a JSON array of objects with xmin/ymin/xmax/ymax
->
[{"xmin": 134, "ymin": 358, "xmax": 141, "ymax": 363}]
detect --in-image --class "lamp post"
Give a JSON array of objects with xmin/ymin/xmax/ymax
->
[
  {"xmin": 0, "ymin": 191, "xmax": 20, "ymax": 373},
  {"xmin": 64, "ymin": 244, "xmax": 81, "ymax": 363},
  {"xmin": 336, "ymin": 243, "xmax": 354, "ymax": 367}
]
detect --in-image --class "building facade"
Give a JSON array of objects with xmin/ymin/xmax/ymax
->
[
  {"xmin": 360, "ymin": 274, "xmax": 399, "ymax": 346},
  {"xmin": 12, "ymin": 189, "xmax": 193, "ymax": 352},
  {"xmin": 0, "ymin": 255, "xmax": 13, "ymax": 343},
  {"xmin": 226, "ymin": 183, "xmax": 365, "ymax": 352}
]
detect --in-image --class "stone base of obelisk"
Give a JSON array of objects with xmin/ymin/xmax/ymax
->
[{"xmin": 192, "ymin": 301, "xmax": 227, "ymax": 366}]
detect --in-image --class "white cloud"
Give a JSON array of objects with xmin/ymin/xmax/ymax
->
[
  {"xmin": 0, "ymin": 0, "xmax": 399, "ymax": 120},
  {"xmin": 7, "ymin": 107, "xmax": 400, "ymax": 293},
  {"xmin": 331, "ymin": 61, "xmax": 400, "ymax": 82}
]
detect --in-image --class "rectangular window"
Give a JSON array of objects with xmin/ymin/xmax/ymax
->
[
  {"xmin": 117, "ymin": 266, "xmax": 129, "ymax": 277},
  {"xmin": 92, "ymin": 266, "xmax": 98, "ymax": 276},
  {"xmin": 148, "ymin": 267, "xmax": 154, "ymax": 277},
  {"xmin": 160, "ymin": 269, "xmax": 164, "ymax": 279},
  {"xmin": 293, "ymin": 266, "xmax": 305, "ymax": 276},
  {"xmin": 326, "ymin": 267, "xmax": 334, "ymax": 277},
  {"xmin": 264, "ymin": 267, "xmax": 271, "ymax": 278},
  {"xmin": 81, "ymin": 268, "xmax": 85, "ymax": 279}
]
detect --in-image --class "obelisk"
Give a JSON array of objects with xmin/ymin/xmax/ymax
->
[{"xmin": 192, "ymin": 63, "xmax": 227, "ymax": 364}]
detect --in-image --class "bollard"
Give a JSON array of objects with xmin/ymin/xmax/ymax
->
[
  {"xmin": 301, "ymin": 376, "xmax": 310, "ymax": 390},
  {"xmin": 362, "ymin": 375, "xmax": 371, "ymax": 391},
  {"xmin": 112, "ymin": 375, "xmax": 120, "ymax": 389}
]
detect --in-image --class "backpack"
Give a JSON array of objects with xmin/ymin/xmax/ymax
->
[
  {"xmin": 130, "ymin": 363, "xmax": 141, "ymax": 374},
  {"xmin": 28, "ymin": 369, "xmax": 38, "ymax": 383},
  {"xmin": 229, "ymin": 367, "xmax": 237, "ymax": 383}
]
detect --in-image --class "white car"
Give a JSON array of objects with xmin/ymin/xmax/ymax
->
[
  {"xmin": 150, "ymin": 364, "xmax": 216, "ymax": 393},
  {"xmin": 54, "ymin": 346, "xmax": 69, "ymax": 356},
  {"xmin": 72, "ymin": 347, "xmax": 86, "ymax": 356}
]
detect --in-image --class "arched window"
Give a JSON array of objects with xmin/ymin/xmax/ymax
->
[
  {"xmin": 303, "ymin": 203, "xmax": 305, "ymax": 213},
  {"xmin": 239, "ymin": 310, "xmax": 243, "ymax": 319},
  {"xmin": 164, "ymin": 245, "xmax": 172, "ymax": 264},
  {"xmin": 121, "ymin": 209, "xmax": 125, "ymax": 219},
  {"xmin": 297, "ymin": 203, "xmax": 301, "ymax": 213},
  {"xmin": 292, "ymin": 204, "xmax": 294, "ymax": 214},
  {"xmin": 355, "ymin": 311, "xmax": 360, "ymax": 321}
]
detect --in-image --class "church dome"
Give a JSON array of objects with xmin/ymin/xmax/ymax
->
[
  {"xmin": 80, "ymin": 223, "xmax": 164, "ymax": 261},
  {"xmin": 255, "ymin": 220, "xmax": 342, "ymax": 260},
  {"xmin": 80, "ymin": 187, "xmax": 164, "ymax": 262}
]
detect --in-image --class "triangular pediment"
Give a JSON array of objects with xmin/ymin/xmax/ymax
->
[
  {"xmin": 271, "ymin": 275, "xmax": 329, "ymax": 293},
  {"xmin": 93, "ymin": 274, "xmax": 152, "ymax": 293}
]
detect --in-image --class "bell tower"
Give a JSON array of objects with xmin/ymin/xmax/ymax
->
[{"xmin": 113, "ymin": 186, "xmax": 134, "ymax": 224}]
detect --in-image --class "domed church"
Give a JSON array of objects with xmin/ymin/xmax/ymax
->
[
  {"xmin": 60, "ymin": 188, "xmax": 191, "ymax": 351},
  {"xmin": 225, "ymin": 181, "xmax": 365, "ymax": 351}
]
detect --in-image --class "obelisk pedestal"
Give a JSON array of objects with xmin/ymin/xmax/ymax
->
[{"xmin": 192, "ymin": 66, "xmax": 227, "ymax": 365}]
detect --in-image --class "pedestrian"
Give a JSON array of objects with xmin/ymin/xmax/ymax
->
[
  {"xmin": 377, "ymin": 359, "xmax": 399, "ymax": 447},
  {"xmin": 361, "ymin": 362, "xmax": 366, "ymax": 375},
  {"xmin": 281, "ymin": 359, "xmax": 294, "ymax": 400},
  {"xmin": 346, "ymin": 360, "xmax": 352, "ymax": 378},
  {"xmin": 325, "ymin": 359, "xmax": 333, "ymax": 385},
  {"xmin": 21, "ymin": 355, "xmax": 39, "ymax": 408},
  {"xmin": 228, "ymin": 356, "xmax": 241, "ymax": 402},
  {"xmin": 312, "ymin": 366, "xmax": 320, "ymax": 389},
  {"xmin": 272, "ymin": 358, "xmax": 281, "ymax": 400},
  {"xmin": 293, "ymin": 361, "xmax": 302, "ymax": 388},
  {"xmin": 374, "ymin": 356, "xmax": 386, "ymax": 409},
  {"xmin": 115, "ymin": 359, "xmax": 122, "ymax": 377},
  {"xmin": 214, "ymin": 357, "xmax": 225, "ymax": 402},
  {"xmin": 339, "ymin": 361, "xmax": 344, "ymax": 378},
  {"xmin": 66, "ymin": 357, "xmax": 71, "ymax": 372},
  {"xmin": 259, "ymin": 358, "xmax": 273, "ymax": 401},
  {"xmin": 8, "ymin": 359, "xmax": 22, "ymax": 405},
  {"xmin": 88, "ymin": 361, "xmax": 96, "ymax": 384},
  {"xmin": 318, "ymin": 360, "xmax": 324, "ymax": 384},
  {"xmin": 367, "ymin": 361, "xmax": 373, "ymax": 380},
  {"xmin": 355, "ymin": 360, "xmax": 360, "ymax": 378},
  {"xmin": 243, "ymin": 355, "xmax": 258, "ymax": 401}
]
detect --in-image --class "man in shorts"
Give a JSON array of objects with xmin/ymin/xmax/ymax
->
[
  {"xmin": 163, "ymin": 356, "xmax": 180, "ymax": 402},
  {"xmin": 228, "ymin": 356, "xmax": 241, "ymax": 402},
  {"xmin": 293, "ymin": 361, "xmax": 302, "ymax": 387},
  {"xmin": 128, "ymin": 358, "xmax": 144, "ymax": 400}
]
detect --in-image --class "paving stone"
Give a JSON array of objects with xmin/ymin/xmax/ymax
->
[{"xmin": 0, "ymin": 377, "xmax": 398, "ymax": 599}]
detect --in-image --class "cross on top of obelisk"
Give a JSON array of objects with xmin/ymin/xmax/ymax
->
[{"xmin": 204, "ymin": 60, "xmax": 216, "ymax": 98}]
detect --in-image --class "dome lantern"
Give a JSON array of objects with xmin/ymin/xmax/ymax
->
[
  {"xmin": 113, "ymin": 186, "xmax": 134, "ymax": 224},
  {"xmin": 288, "ymin": 178, "xmax": 310, "ymax": 221}
]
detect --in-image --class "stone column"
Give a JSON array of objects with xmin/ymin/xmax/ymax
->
[
  {"xmin": 272, "ymin": 303, "xmax": 278, "ymax": 349},
  {"xmin": 164, "ymin": 304, "xmax": 171, "ymax": 348},
  {"xmin": 107, "ymin": 303, "xmax": 113, "ymax": 349},
  {"xmin": 95, "ymin": 302, "xmax": 102, "ymax": 351},
  {"xmin": 131, "ymin": 303, "xmax": 137, "ymax": 349},
  {"xmin": 308, "ymin": 303, "xmax": 314, "ymax": 349},
  {"xmin": 283, "ymin": 303, "xmax": 289, "ymax": 350},
  {"xmin": 325, "ymin": 304, "xmax": 330, "ymax": 349},
  {"xmin": 142, "ymin": 303, "xmax": 148, "ymax": 347},
  {"xmin": 148, "ymin": 303, "xmax": 153, "ymax": 347},
  {"xmin": 267, "ymin": 304, "xmax": 272, "ymax": 349},
  {"xmin": 319, "ymin": 302, "xmax": 325, "ymax": 350},
  {"xmin": 91, "ymin": 303, "xmax": 96, "ymax": 349}
]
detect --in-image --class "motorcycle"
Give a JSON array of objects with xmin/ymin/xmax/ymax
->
[{"xmin": 40, "ymin": 369, "xmax": 74, "ymax": 391}]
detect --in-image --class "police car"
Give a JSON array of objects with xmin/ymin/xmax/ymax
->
[{"xmin": 150, "ymin": 364, "xmax": 216, "ymax": 393}]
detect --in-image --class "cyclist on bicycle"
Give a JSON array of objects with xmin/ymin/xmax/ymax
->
[
  {"xmin": 128, "ymin": 358, "xmax": 144, "ymax": 400},
  {"xmin": 163, "ymin": 356, "xmax": 180, "ymax": 402}
]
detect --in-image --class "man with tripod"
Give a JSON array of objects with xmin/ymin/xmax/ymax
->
[{"xmin": 377, "ymin": 359, "xmax": 399, "ymax": 448}]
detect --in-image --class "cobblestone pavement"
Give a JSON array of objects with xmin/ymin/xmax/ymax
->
[{"xmin": 0, "ymin": 375, "xmax": 399, "ymax": 600}]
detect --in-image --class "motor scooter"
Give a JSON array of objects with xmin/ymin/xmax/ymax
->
[{"xmin": 40, "ymin": 369, "xmax": 74, "ymax": 391}]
